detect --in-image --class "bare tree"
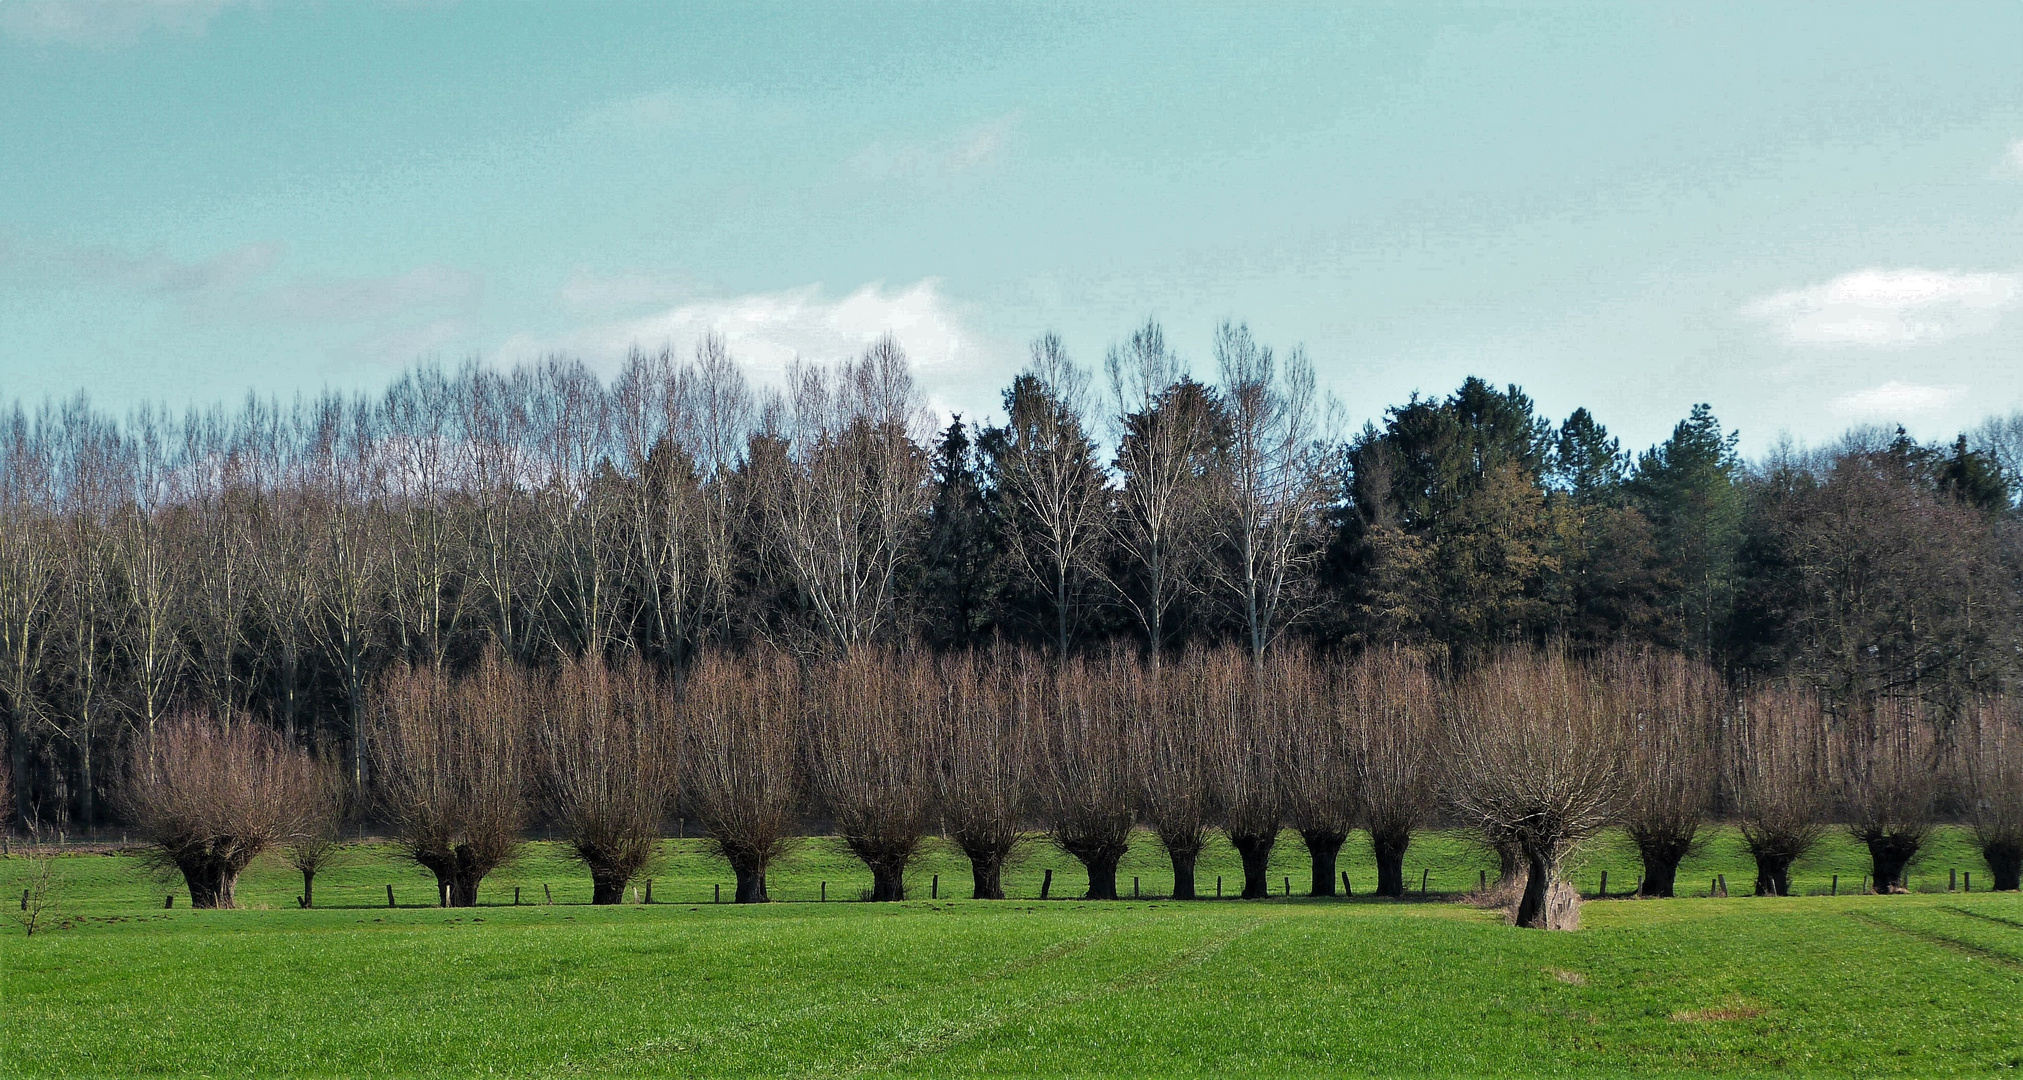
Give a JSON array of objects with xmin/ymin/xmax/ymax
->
[
  {"xmin": 1037, "ymin": 653, "xmax": 1137, "ymax": 899},
  {"xmin": 371, "ymin": 652, "xmax": 529, "ymax": 906},
  {"xmin": 985, "ymin": 335, "xmax": 1111, "ymax": 655},
  {"xmin": 0, "ymin": 405, "xmax": 56, "ymax": 826},
  {"xmin": 1447, "ymin": 650, "xmax": 1625, "ymax": 930},
  {"xmin": 934, "ymin": 648, "xmax": 1034, "ymax": 899},
  {"xmin": 121, "ymin": 714, "xmax": 317, "ymax": 908},
  {"xmin": 280, "ymin": 751, "xmax": 349, "ymax": 908},
  {"xmin": 1962, "ymin": 695, "xmax": 2023, "ymax": 890},
  {"xmin": 1203, "ymin": 646, "xmax": 1285, "ymax": 899},
  {"xmin": 1209, "ymin": 322, "xmax": 1333, "ymax": 660},
  {"xmin": 538, "ymin": 654, "xmax": 676, "ymax": 904},
  {"xmin": 766, "ymin": 338, "xmax": 931, "ymax": 652},
  {"xmin": 1343, "ymin": 646, "xmax": 1440, "ymax": 898},
  {"xmin": 1834, "ymin": 696, "xmax": 1938, "ymax": 893},
  {"xmin": 1106, "ymin": 321, "xmax": 1220, "ymax": 656},
  {"xmin": 681, "ymin": 650, "xmax": 802, "ymax": 902},
  {"xmin": 808, "ymin": 648, "xmax": 937, "ymax": 900},
  {"xmin": 1135, "ymin": 653, "xmax": 1215, "ymax": 899},
  {"xmin": 1729, "ymin": 684, "xmax": 1831, "ymax": 896},
  {"xmin": 1607, "ymin": 647, "xmax": 1722, "ymax": 898}
]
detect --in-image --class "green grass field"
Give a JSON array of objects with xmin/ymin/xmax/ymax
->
[{"xmin": 4, "ymin": 827, "xmax": 2021, "ymax": 1077}]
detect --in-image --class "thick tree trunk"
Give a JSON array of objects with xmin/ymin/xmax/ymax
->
[
  {"xmin": 1983, "ymin": 842, "xmax": 2022, "ymax": 892},
  {"xmin": 1168, "ymin": 847, "xmax": 1198, "ymax": 900},
  {"xmin": 732, "ymin": 864, "xmax": 769, "ymax": 903},
  {"xmin": 1373, "ymin": 828, "xmax": 1410, "ymax": 898},
  {"xmin": 962, "ymin": 843, "xmax": 1008, "ymax": 900},
  {"xmin": 301, "ymin": 868, "xmax": 315, "ymax": 908},
  {"xmin": 1632, "ymin": 829, "xmax": 1695, "ymax": 898},
  {"xmin": 590, "ymin": 866, "xmax": 629, "ymax": 905},
  {"xmin": 1495, "ymin": 839, "xmax": 1523, "ymax": 885},
  {"xmin": 1231, "ymin": 831, "xmax": 1276, "ymax": 899},
  {"xmin": 1301, "ymin": 829, "xmax": 1345, "ymax": 897},
  {"xmin": 869, "ymin": 862, "xmax": 907, "ymax": 902},
  {"xmin": 419, "ymin": 847, "xmax": 492, "ymax": 907},
  {"xmin": 1752, "ymin": 852, "xmax": 1795, "ymax": 897},
  {"xmin": 1079, "ymin": 852, "xmax": 1121, "ymax": 900},
  {"xmin": 177, "ymin": 858, "xmax": 240, "ymax": 909},
  {"xmin": 1514, "ymin": 846, "xmax": 1579, "ymax": 930},
  {"xmin": 1865, "ymin": 832, "xmax": 1923, "ymax": 893}
]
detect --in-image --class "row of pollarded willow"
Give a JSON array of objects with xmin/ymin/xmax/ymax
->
[{"xmin": 116, "ymin": 646, "xmax": 2023, "ymax": 923}]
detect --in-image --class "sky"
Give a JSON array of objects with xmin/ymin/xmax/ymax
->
[{"xmin": 2, "ymin": 0, "xmax": 2021, "ymax": 455}]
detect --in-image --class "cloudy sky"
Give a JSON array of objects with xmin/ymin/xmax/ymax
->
[{"xmin": 2, "ymin": 1, "xmax": 2021, "ymax": 453}]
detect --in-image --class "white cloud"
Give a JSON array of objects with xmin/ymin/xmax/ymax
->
[
  {"xmin": 499, "ymin": 279, "xmax": 1003, "ymax": 415},
  {"xmin": 1829, "ymin": 380, "xmax": 1968, "ymax": 419},
  {"xmin": 2005, "ymin": 139, "xmax": 2023, "ymax": 176},
  {"xmin": 1743, "ymin": 268, "xmax": 2022, "ymax": 346},
  {"xmin": 0, "ymin": 0, "xmax": 243, "ymax": 46},
  {"xmin": 848, "ymin": 114, "xmax": 1018, "ymax": 184}
]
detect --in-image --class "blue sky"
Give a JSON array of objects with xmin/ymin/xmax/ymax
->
[{"xmin": 2, "ymin": 1, "xmax": 2021, "ymax": 453}]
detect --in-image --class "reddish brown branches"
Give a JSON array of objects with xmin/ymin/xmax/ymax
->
[
  {"xmin": 935, "ymin": 649, "xmax": 1034, "ymax": 899},
  {"xmin": 1729, "ymin": 684, "xmax": 1830, "ymax": 896},
  {"xmin": 1833, "ymin": 697, "xmax": 1938, "ymax": 893},
  {"xmin": 371, "ymin": 652, "xmax": 530, "ymax": 907},
  {"xmin": 538, "ymin": 655, "xmax": 676, "ymax": 904},
  {"xmin": 1962, "ymin": 695, "xmax": 2023, "ymax": 891},
  {"xmin": 1447, "ymin": 650, "xmax": 1624, "ymax": 930},
  {"xmin": 121, "ymin": 714, "xmax": 318, "ymax": 909},
  {"xmin": 1343, "ymin": 647, "xmax": 1439, "ymax": 898},
  {"xmin": 1135, "ymin": 654, "xmax": 1214, "ymax": 899},
  {"xmin": 1203, "ymin": 647, "xmax": 1283, "ymax": 900},
  {"xmin": 1608, "ymin": 647, "xmax": 1722, "ymax": 898},
  {"xmin": 808, "ymin": 649, "xmax": 937, "ymax": 901},
  {"xmin": 681, "ymin": 650, "xmax": 802, "ymax": 903},
  {"xmin": 1037, "ymin": 653, "xmax": 1137, "ymax": 900}
]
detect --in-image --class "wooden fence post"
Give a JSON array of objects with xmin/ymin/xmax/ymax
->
[
  {"xmin": 645, "ymin": 879, "xmax": 653, "ymax": 904},
  {"xmin": 1040, "ymin": 869, "xmax": 1053, "ymax": 899},
  {"xmin": 1831, "ymin": 874, "xmax": 1837, "ymax": 896},
  {"xmin": 514, "ymin": 886, "xmax": 520, "ymax": 906},
  {"xmin": 1343, "ymin": 871, "xmax": 1352, "ymax": 897},
  {"xmin": 544, "ymin": 883, "xmax": 553, "ymax": 904},
  {"xmin": 714, "ymin": 883, "xmax": 721, "ymax": 904},
  {"xmin": 1599, "ymin": 870, "xmax": 1607, "ymax": 898},
  {"xmin": 1950, "ymin": 868, "xmax": 1957, "ymax": 891},
  {"xmin": 1216, "ymin": 876, "xmax": 1223, "ymax": 898},
  {"xmin": 1133, "ymin": 876, "xmax": 1139, "ymax": 898},
  {"xmin": 1421, "ymin": 868, "xmax": 1429, "ymax": 897},
  {"xmin": 821, "ymin": 881, "xmax": 826, "ymax": 902},
  {"xmin": 386, "ymin": 884, "xmax": 395, "ymax": 908},
  {"xmin": 932, "ymin": 874, "xmax": 938, "ymax": 900}
]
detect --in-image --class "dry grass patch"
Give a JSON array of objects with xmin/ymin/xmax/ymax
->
[
  {"xmin": 1547, "ymin": 967, "xmax": 1586, "ymax": 986},
  {"xmin": 1670, "ymin": 1002, "xmax": 1768, "ymax": 1022}
]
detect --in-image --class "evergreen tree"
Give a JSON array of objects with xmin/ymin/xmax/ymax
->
[
  {"xmin": 1627, "ymin": 404, "xmax": 1743, "ymax": 659},
  {"xmin": 916, "ymin": 417, "xmax": 1002, "ymax": 650}
]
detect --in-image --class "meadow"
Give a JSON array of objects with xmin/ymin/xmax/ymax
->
[{"xmin": 3, "ymin": 827, "xmax": 2020, "ymax": 1077}]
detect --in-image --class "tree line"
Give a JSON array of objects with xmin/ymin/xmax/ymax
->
[
  {"xmin": 2, "ymin": 322, "xmax": 2020, "ymax": 853},
  {"xmin": 115, "ymin": 645, "xmax": 2023, "ymax": 931}
]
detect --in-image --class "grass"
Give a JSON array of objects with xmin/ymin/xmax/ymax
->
[{"xmin": 2, "ymin": 827, "xmax": 2020, "ymax": 1077}]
